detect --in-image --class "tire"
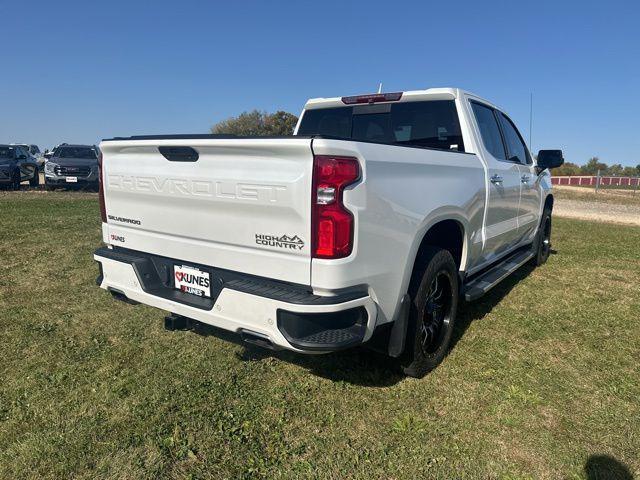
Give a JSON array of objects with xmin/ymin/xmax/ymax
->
[
  {"xmin": 401, "ymin": 247, "xmax": 459, "ymax": 378},
  {"xmin": 531, "ymin": 208, "xmax": 552, "ymax": 266},
  {"xmin": 29, "ymin": 169, "xmax": 40, "ymax": 187},
  {"xmin": 10, "ymin": 169, "xmax": 21, "ymax": 191}
]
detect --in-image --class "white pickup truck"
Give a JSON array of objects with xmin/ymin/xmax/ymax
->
[{"xmin": 94, "ymin": 88, "xmax": 563, "ymax": 377}]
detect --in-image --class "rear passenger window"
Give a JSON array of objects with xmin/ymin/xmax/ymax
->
[
  {"xmin": 471, "ymin": 102, "xmax": 506, "ymax": 160},
  {"xmin": 497, "ymin": 112, "xmax": 531, "ymax": 164}
]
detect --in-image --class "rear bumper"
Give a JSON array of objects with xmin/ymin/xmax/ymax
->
[{"xmin": 94, "ymin": 246, "xmax": 376, "ymax": 352}]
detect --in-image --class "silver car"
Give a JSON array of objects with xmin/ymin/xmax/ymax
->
[{"xmin": 12, "ymin": 144, "xmax": 44, "ymax": 169}]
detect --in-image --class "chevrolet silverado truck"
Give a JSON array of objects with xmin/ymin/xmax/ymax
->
[{"xmin": 93, "ymin": 88, "xmax": 563, "ymax": 377}]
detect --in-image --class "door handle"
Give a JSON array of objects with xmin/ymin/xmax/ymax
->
[
  {"xmin": 490, "ymin": 174, "xmax": 503, "ymax": 185},
  {"xmin": 521, "ymin": 175, "xmax": 530, "ymax": 184}
]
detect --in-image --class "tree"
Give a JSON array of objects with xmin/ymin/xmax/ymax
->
[
  {"xmin": 622, "ymin": 166, "xmax": 638, "ymax": 177},
  {"xmin": 606, "ymin": 163, "xmax": 624, "ymax": 176},
  {"xmin": 263, "ymin": 111, "xmax": 299, "ymax": 135},
  {"xmin": 552, "ymin": 161, "xmax": 581, "ymax": 176},
  {"xmin": 211, "ymin": 110, "xmax": 298, "ymax": 136},
  {"xmin": 580, "ymin": 157, "xmax": 608, "ymax": 175}
]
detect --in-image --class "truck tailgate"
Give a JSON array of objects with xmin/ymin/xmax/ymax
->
[{"xmin": 100, "ymin": 138, "xmax": 314, "ymax": 285}]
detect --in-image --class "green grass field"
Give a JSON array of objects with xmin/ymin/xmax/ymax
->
[{"xmin": 1, "ymin": 192, "xmax": 638, "ymax": 479}]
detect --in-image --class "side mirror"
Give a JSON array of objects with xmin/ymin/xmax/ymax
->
[
  {"xmin": 17, "ymin": 154, "xmax": 27, "ymax": 160},
  {"xmin": 537, "ymin": 150, "xmax": 564, "ymax": 172}
]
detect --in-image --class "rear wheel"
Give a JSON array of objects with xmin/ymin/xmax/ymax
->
[
  {"xmin": 401, "ymin": 247, "xmax": 458, "ymax": 378},
  {"xmin": 29, "ymin": 168, "xmax": 40, "ymax": 187},
  {"xmin": 532, "ymin": 208, "xmax": 552, "ymax": 266}
]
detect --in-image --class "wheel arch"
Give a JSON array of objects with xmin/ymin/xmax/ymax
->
[
  {"xmin": 404, "ymin": 216, "xmax": 467, "ymax": 298},
  {"xmin": 387, "ymin": 217, "xmax": 465, "ymax": 366}
]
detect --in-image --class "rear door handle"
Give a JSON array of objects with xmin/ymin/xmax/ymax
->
[{"xmin": 490, "ymin": 174, "xmax": 503, "ymax": 185}]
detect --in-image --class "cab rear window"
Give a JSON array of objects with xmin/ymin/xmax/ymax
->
[{"xmin": 297, "ymin": 100, "xmax": 464, "ymax": 152}]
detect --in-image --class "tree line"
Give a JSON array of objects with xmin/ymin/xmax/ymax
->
[
  {"xmin": 211, "ymin": 111, "xmax": 640, "ymax": 177},
  {"xmin": 552, "ymin": 157, "xmax": 640, "ymax": 177},
  {"xmin": 211, "ymin": 110, "xmax": 298, "ymax": 136}
]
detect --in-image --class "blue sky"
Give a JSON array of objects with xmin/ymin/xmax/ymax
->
[{"xmin": 2, "ymin": 0, "xmax": 639, "ymax": 166}]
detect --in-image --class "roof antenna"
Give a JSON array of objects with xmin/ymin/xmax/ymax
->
[{"xmin": 377, "ymin": 82, "xmax": 383, "ymax": 94}]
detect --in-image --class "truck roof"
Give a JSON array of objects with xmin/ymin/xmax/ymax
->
[{"xmin": 303, "ymin": 87, "xmax": 500, "ymax": 111}]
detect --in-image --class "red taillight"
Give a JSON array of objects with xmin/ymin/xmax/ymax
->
[
  {"xmin": 341, "ymin": 92, "xmax": 402, "ymax": 104},
  {"xmin": 98, "ymin": 151, "xmax": 107, "ymax": 222},
  {"xmin": 312, "ymin": 155, "xmax": 360, "ymax": 259}
]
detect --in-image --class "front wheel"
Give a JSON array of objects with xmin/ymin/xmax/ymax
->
[
  {"xmin": 401, "ymin": 247, "xmax": 458, "ymax": 378},
  {"xmin": 531, "ymin": 209, "xmax": 552, "ymax": 266},
  {"xmin": 10, "ymin": 169, "xmax": 21, "ymax": 190}
]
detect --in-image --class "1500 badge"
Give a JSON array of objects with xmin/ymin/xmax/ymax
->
[{"xmin": 255, "ymin": 234, "xmax": 305, "ymax": 250}]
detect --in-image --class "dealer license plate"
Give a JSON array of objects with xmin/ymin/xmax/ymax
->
[{"xmin": 174, "ymin": 264, "xmax": 211, "ymax": 298}]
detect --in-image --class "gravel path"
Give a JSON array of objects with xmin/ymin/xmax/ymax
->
[{"xmin": 554, "ymin": 187, "xmax": 640, "ymax": 226}]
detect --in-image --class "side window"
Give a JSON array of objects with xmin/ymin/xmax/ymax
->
[
  {"xmin": 470, "ymin": 102, "xmax": 506, "ymax": 160},
  {"xmin": 497, "ymin": 112, "xmax": 530, "ymax": 164}
]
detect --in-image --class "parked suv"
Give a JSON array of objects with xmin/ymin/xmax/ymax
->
[
  {"xmin": 0, "ymin": 144, "xmax": 40, "ymax": 189},
  {"xmin": 45, "ymin": 144, "xmax": 100, "ymax": 190}
]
